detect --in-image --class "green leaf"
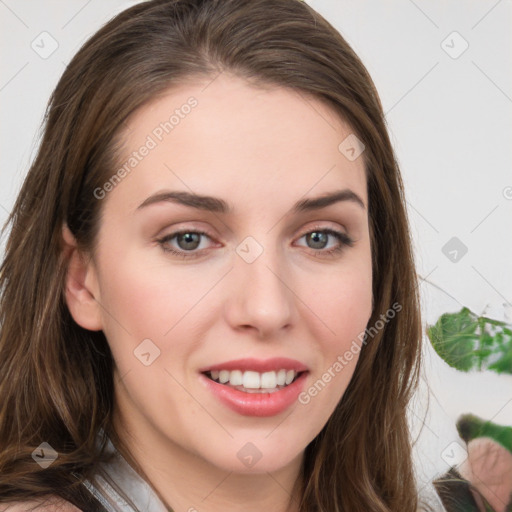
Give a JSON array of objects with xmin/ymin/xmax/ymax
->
[
  {"xmin": 426, "ymin": 307, "xmax": 512, "ymax": 375},
  {"xmin": 488, "ymin": 346, "xmax": 512, "ymax": 374}
]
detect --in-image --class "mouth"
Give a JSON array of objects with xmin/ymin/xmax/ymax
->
[
  {"xmin": 202, "ymin": 369, "xmax": 305, "ymax": 393},
  {"xmin": 198, "ymin": 358, "xmax": 309, "ymax": 417}
]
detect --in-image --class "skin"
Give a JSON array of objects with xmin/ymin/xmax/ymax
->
[
  {"xmin": 63, "ymin": 73, "xmax": 373, "ymax": 512},
  {"xmin": 458, "ymin": 437, "xmax": 512, "ymax": 512}
]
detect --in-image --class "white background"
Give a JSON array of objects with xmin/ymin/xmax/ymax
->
[{"xmin": 1, "ymin": 1, "xmax": 511, "ymax": 508}]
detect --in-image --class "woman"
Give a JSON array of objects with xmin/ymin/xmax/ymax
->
[{"xmin": 0, "ymin": 0, "xmax": 424, "ymax": 510}]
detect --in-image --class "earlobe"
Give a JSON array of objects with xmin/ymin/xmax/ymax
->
[{"xmin": 62, "ymin": 224, "xmax": 103, "ymax": 331}]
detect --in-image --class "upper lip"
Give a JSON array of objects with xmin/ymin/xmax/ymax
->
[{"xmin": 199, "ymin": 357, "xmax": 309, "ymax": 373}]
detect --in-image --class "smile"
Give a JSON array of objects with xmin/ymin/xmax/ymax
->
[
  {"xmin": 204, "ymin": 369, "xmax": 303, "ymax": 393},
  {"xmin": 199, "ymin": 358, "xmax": 309, "ymax": 416}
]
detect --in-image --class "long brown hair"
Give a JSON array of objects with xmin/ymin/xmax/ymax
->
[{"xmin": 0, "ymin": 0, "xmax": 423, "ymax": 510}]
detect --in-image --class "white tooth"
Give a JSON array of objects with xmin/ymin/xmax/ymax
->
[
  {"xmin": 285, "ymin": 370, "xmax": 296, "ymax": 385},
  {"xmin": 229, "ymin": 370, "xmax": 243, "ymax": 386},
  {"xmin": 210, "ymin": 370, "xmax": 220, "ymax": 381},
  {"xmin": 219, "ymin": 370, "xmax": 230, "ymax": 384},
  {"xmin": 242, "ymin": 371, "xmax": 261, "ymax": 389},
  {"xmin": 276, "ymin": 369, "xmax": 286, "ymax": 386},
  {"xmin": 260, "ymin": 371, "xmax": 277, "ymax": 389}
]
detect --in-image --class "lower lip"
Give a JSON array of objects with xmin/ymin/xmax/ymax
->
[{"xmin": 200, "ymin": 372, "xmax": 308, "ymax": 417}]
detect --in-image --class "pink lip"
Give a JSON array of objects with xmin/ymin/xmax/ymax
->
[
  {"xmin": 199, "ymin": 371, "xmax": 308, "ymax": 417},
  {"xmin": 199, "ymin": 357, "xmax": 309, "ymax": 373}
]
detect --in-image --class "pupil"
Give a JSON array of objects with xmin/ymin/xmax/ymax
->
[
  {"xmin": 178, "ymin": 232, "xmax": 200, "ymax": 250},
  {"xmin": 308, "ymin": 231, "xmax": 327, "ymax": 249}
]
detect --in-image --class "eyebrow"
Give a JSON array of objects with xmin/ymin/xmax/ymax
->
[{"xmin": 136, "ymin": 188, "xmax": 366, "ymax": 214}]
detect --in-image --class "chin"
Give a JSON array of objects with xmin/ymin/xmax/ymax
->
[{"xmin": 196, "ymin": 436, "xmax": 306, "ymax": 474}]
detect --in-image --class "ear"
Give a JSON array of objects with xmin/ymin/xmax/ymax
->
[{"xmin": 62, "ymin": 223, "xmax": 103, "ymax": 331}]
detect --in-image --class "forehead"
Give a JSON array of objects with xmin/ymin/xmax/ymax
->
[{"xmin": 106, "ymin": 73, "xmax": 368, "ymax": 216}]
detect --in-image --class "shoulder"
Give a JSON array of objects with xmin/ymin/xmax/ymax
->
[{"xmin": 0, "ymin": 496, "xmax": 82, "ymax": 512}]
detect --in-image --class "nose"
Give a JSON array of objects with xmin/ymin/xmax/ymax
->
[{"xmin": 224, "ymin": 243, "xmax": 295, "ymax": 339}]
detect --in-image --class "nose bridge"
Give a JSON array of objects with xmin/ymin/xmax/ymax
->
[{"xmin": 227, "ymin": 234, "xmax": 294, "ymax": 336}]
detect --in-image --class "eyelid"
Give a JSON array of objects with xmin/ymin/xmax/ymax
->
[{"xmin": 295, "ymin": 222, "xmax": 351, "ymax": 241}]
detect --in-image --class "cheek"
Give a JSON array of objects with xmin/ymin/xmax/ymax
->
[
  {"xmin": 323, "ymin": 278, "xmax": 371, "ymax": 327},
  {"xmin": 308, "ymin": 257, "xmax": 373, "ymax": 346},
  {"xmin": 298, "ymin": 277, "xmax": 371, "ymax": 428},
  {"xmin": 299, "ymin": 252, "xmax": 372, "ymax": 411},
  {"xmin": 98, "ymin": 250, "xmax": 196, "ymax": 331},
  {"xmin": 95, "ymin": 249, "xmax": 224, "ymax": 371}
]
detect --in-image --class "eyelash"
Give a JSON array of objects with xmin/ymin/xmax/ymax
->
[{"xmin": 156, "ymin": 226, "xmax": 354, "ymax": 260}]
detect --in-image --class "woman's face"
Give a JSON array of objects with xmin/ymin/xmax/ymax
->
[{"xmin": 73, "ymin": 73, "xmax": 372, "ymax": 474}]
